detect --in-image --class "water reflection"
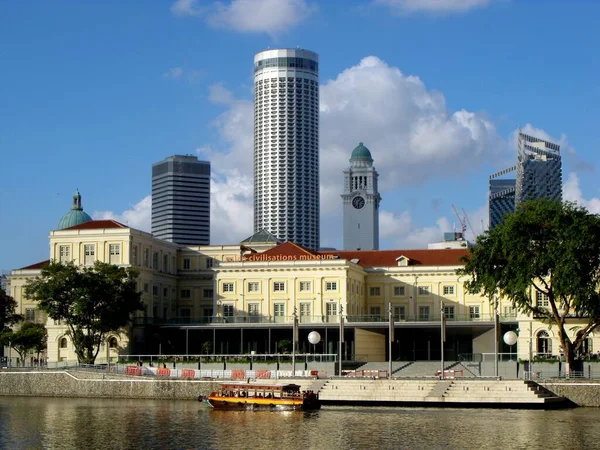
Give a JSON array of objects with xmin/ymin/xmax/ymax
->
[{"xmin": 0, "ymin": 397, "xmax": 596, "ymax": 450}]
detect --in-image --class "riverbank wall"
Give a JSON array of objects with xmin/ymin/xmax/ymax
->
[
  {"xmin": 2, "ymin": 371, "xmax": 600, "ymax": 406},
  {"xmin": 0, "ymin": 371, "xmax": 218, "ymax": 400}
]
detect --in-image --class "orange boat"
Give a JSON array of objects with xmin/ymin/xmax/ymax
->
[{"xmin": 200, "ymin": 383, "xmax": 321, "ymax": 411}]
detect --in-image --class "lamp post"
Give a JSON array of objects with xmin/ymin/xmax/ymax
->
[
  {"xmin": 339, "ymin": 305, "xmax": 344, "ymax": 377},
  {"xmin": 494, "ymin": 294, "xmax": 499, "ymax": 378},
  {"xmin": 292, "ymin": 307, "xmax": 298, "ymax": 377},
  {"xmin": 308, "ymin": 331, "xmax": 321, "ymax": 362},
  {"xmin": 388, "ymin": 303, "xmax": 393, "ymax": 379},
  {"xmin": 504, "ymin": 330, "xmax": 518, "ymax": 361}
]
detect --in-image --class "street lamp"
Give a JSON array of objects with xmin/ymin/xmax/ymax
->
[
  {"xmin": 504, "ymin": 330, "xmax": 518, "ymax": 361},
  {"xmin": 308, "ymin": 331, "xmax": 321, "ymax": 361}
]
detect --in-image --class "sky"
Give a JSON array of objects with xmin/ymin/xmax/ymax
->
[{"xmin": 1, "ymin": 0, "xmax": 599, "ymax": 272}]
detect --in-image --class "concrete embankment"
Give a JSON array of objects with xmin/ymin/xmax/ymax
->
[
  {"xmin": 541, "ymin": 381, "xmax": 600, "ymax": 407},
  {"xmin": 0, "ymin": 371, "xmax": 218, "ymax": 400}
]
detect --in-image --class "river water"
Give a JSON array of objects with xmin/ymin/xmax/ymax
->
[{"xmin": 0, "ymin": 397, "xmax": 597, "ymax": 450}]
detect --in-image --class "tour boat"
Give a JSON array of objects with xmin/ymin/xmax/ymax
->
[{"xmin": 200, "ymin": 383, "xmax": 321, "ymax": 411}]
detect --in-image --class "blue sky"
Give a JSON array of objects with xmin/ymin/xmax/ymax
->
[{"xmin": 2, "ymin": 0, "xmax": 599, "ymax": 271}]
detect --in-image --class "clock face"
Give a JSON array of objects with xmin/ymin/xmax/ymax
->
[{"xmin": 352, "ymin": 196, "xmax": 365, "ymax": 209}]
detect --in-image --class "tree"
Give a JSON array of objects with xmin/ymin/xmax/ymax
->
[
  {"xmin": 202, "ymin": 341, "xmax": 212, "ymax": 355},
  {"xmin": 457, "ymin": 199, "xmax": 600, "ymax": 372},
  {"xmin": 0, "ymin": 322, "xmax": 47, "ymax": 364},
  {"xmin": 277, "ymin": 339, "xmax": 291, "ymax": 353},
  {"xmin": 25, "ymin": 261, "xmax": 143, "ymax": 364},
  {"xmin": 0, "ymin": 289, "xmax": 22, "ymax": 333}
]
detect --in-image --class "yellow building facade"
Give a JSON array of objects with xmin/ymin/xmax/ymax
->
[{"xmin": 6, "ymin": 221, "xmax": 598, "ymax": 365}]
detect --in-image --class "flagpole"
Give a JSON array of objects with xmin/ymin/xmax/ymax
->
[
  {"xmin": 339, "ymin": 305, "xmax": 344, "ymax": 377},
  {"xmin": 292, "ymin": 307, "xmax": 297, "ymax": 377},
  {"xmin": 440, "ymin": 301, "xmax": 446, "ymax": 380},
  {"xmin": 388, "ymin": 303, "xmax": 393, "ymax": 379}
]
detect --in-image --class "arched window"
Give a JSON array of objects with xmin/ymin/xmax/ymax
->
[
  {"xmin": 59, "ymin": 338, "xmax": 68, "ymax": 349},
  {"xmin": 536, "ymin": 331, "xmax": 552, "ymax": 356},
  {"xmin": 109, "ymin": 337, "xmax": 118, "ymax": 349}
]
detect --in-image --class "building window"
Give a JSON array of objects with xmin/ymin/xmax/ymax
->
[
  {"xmin": 163, "ymin": 254, "xmax": 168, "ymax": 272},
  {"xmin": 248, "ymin": 282, "xmax": 260, "ymax": 293},
  {"xmin": 300, "ymin": 302, "xmax": 311, "ymax": 322},
  {"xmin": 222, "ymin": 283, "xmax": 234, "ymax": 293},
  {"xmin": 109, "ymin": 244, "xmax": 121, "ymax": 264},
  {"xmin": 418, "ymin": 286, "xmax": 430, "ymax": 296},
  {"xmin": 325, "ymin": 281, "xmax": 337, "ymax": 292},
  {"xmin": 274, "ymin": 303, "xmax": 285, "ymax": 323},
  {"xmin": 206, "ymin": 257, "xmax": 214, "ymax": 269},
  {"xmin": 394, "ymin": 306, "xmax": 406, "ymax": 321},
  {"xmin": 469, "ymin": 306, "xmax": 480, "ymax": 319},
  {"xmin": 369, "ymin": 306, "xmax": 381, "ymax": 319},
  {"xmin": 163, "ymin": 288, "xmax": 168, "ymax": 298},
  {"xmin": 326, "ymin": 302, "xmax": 338, "ymax": 322},
  {"xmin": 144, "ymin": 249, "xmax": 149, "ymax": 267},
  {"xmin": 180, "ymin": 289, "xmax": 191, "ymax": 299},
  {"xmin": 503, "ymin": 306, "xmax": 517, "ymax": 318},
  {"xmin": 418, "ymin": 306, "xmax": 430, "ymax": 321},
  {"xmin": 183, "ymin": 258, "xmax": 191, "ymax": 270},
  {"xmin": 444, "ymin": 306, "xmax": 455, "ymax": 320},
  {"xmin": 84, "ymin": 244, "xmax": 95, "ymax": 266},
  {"xmin": 203, "ymin": 289, "xmax": 214, "ymax": 299},
  {"xmin": 152, "ymin": 286, "xmax": 158, "ymax": 297},
  {"xmin": 248, "ymin": 303, "xmax": 260, "ymax": 322},
  {"xmin": 443, "ymin": 285, "xmax": 455, "ymax": 296},
  {"xmin": 203, "ymin": 308, "xmax": 213, "ymax": 320},
  {"xmin": 369, "ymin": 287, "xmax": 381, "ymax": 297},
  {"xmin": 108, "ymin": 337, "xmax": 118, "ymax": 349},
  {"xmin": 143, "ymin": 283, "xmax": 149, "ymax": 293},
  {"xmin": 273, "ymin": 281, "xmax": 286, "ymax": 292},
  {"xmin": 25, "ymin": 308, "xmax": 36, "ymax": 322},
  {"xmin": 393, "ymin": 286, "xmax": 405, "ymax": 296},
  {"xmin": 222, "ymin": 304, "xmax": 234, "ymax": 318},
  {"xmin": 59, "ymin": 245, "xmax": 70, "ymax": 263},
  {"xmin": 152, "ymin": 252, "xmax": 158, "ymax": 270},
  {"xmin": 536, "ymin": 291, "xmax": 549, "ymax": 307},
  {"xmin": 60, "ymin": 337, "xmax": 68, "ymax": 349},
  {"xmin": 180, "ymin": 308, "xmax": 191, "ymax": 324},
  {"xmin": 299, "ymin": 281, "xmax": 312, "ymax": 292},
  {"xmin": 131, "ymin": 245, "xmax": 138, "ymax": 265},
  {"xmin": 537, "ymin": 330, "xmax": 552, "ymax": 355}
]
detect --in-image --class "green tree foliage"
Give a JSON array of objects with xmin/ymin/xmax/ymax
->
[
  {"xmin": 0, "ymin": 322, "xmax": 47, "ymax": 363},
  {"xmin": 0, "ymin": 289, "xmax": 22, "ymax": 332},
  {"xmin": 277, "ymin": 339, "xmax": 291, "ymax": 353},
  {"xmin": 458, "ymin": 199, "xmax": 600, "ymax": 370},
  {"xmin": 24, "ymin": 261, "xmax": 143, "ymax": 364}
]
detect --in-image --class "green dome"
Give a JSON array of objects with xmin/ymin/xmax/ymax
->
[
  {"xmin": 350, "ymin": 142, "xmax": 373, "ymax": 162},
  {"xmin": 57, "ymin": 210, "xmax": 93, "ymax": 230},
  {"xmin": 57, "ymin": 189, "xmax": 93, "ymax": 230}
]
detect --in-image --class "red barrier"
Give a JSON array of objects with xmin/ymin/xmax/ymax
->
[
  {"xmin": 436, "ymin": 370, "xmax": 463, "ymax": 379},
  {"xmin": 256, "ymin": 370, "xmax": 271, "ymax": 379},
  {"xmin": 231, "ymin": 370, "xmax": 246, "ymax": 380},
  {"xmin": 126, "ymin": 366, "xmax": 142, "ymax": 376},
  {"xmin": 181, "ymin": 369, "xmax": 196, "ymax": 379},
  {"xmin": 157, "ymin": 368, "xmax": 171, "ymax": 377}
]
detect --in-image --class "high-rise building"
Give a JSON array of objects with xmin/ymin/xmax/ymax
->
[
  {"xmin": 489, "ymin": 129, "xmax": 562, "ymax": 228},
  {"xmin": 253, "ymin": 49, "xmax": 320, "ymax": 250},
  {"xmin": 152, "ymin": 155, "xmax": 210, "ymax": 246},
  {"xmin": 342, "ymin": 143, "xmax": 381, "ymax": 250}
]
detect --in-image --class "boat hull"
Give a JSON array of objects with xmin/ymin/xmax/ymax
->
[{"xmin": 206, "ymin": 396, "xmax": 320, "ymax": 411}]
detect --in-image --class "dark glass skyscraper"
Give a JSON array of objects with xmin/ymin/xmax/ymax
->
[
  {"xmin": 489, "ymin": 130, "xmax": 562, "ymax": 228},
  {"xmin": 152, "ymin": 155, "xmax": 210, "ymax": 245}
]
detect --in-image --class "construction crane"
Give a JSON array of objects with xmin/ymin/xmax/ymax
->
[{"xmin": 452, "ymin": 205, "xmax": 477, "ymax": 241}]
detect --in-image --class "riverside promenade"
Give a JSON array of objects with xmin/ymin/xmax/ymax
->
[{"xmin": 0, "ymin": 368, "xmax": 584, "ymax": 409}]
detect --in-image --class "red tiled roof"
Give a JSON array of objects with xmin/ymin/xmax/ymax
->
[
  {"xmin": 18, "ymin": 260, "xmax": 50, "ymax": 270},
  {"xmin": 247, "ymin": 241, "xmax": 318, "ymax": 261},
  {"xmin": 321, "ymin": 249, "xmax": 469, "ymax": 267},
  {"xmin": 247, "ymin": 242, "xmax": 469, "ymax": 267},
  {"xmin": 62, "ymin": 220, "xmax": 127, "ymax": 230}
]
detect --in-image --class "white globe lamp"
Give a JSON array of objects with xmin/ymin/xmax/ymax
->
[{"xmin": 308, "ymin": 331, "xmax": 321, "ymax": 360}]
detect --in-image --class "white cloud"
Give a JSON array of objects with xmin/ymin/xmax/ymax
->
[
  {"xmin": 172, "ymin": 0, "xmax": 317, "ymax": 35},
  {"xmin": 163, "ymin": 67, "xmax": 184, "ymax": 79},
  {"xmin": 93, "ymin": 196, "xmax": 152, "ymax": 232},
  {"xmin": 563, "ymin": 172, "xmax": 600, "ymax": 214},
  {"xmin": 375, "ymin": 0, "xmax": 494, "ymax": 14},
  {"xmin": 210, "ymin": 171, "xmax": 254, "ymax": 244},
  {"xmin": 171, "ymin": 0, "xmax": 205, "ymax": 17}
]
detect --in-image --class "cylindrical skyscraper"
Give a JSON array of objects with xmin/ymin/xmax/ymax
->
[{"xmin": 253, "ymin": 49, "xmax": 320, "ymax": 250}]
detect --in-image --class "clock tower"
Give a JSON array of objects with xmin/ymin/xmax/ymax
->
[{"xmin": 342, "ymin": 142, "xmax": 381, "ymax": 250}]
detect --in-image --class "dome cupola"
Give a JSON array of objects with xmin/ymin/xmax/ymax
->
[{"xmin": 57, "ymin": 189, "xmax": 93, "ymax": 230}]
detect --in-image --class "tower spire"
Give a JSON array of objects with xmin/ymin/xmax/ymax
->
[{"xmin": 72, "ymin": 188, "xmax": 83, "ymax": 211}]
